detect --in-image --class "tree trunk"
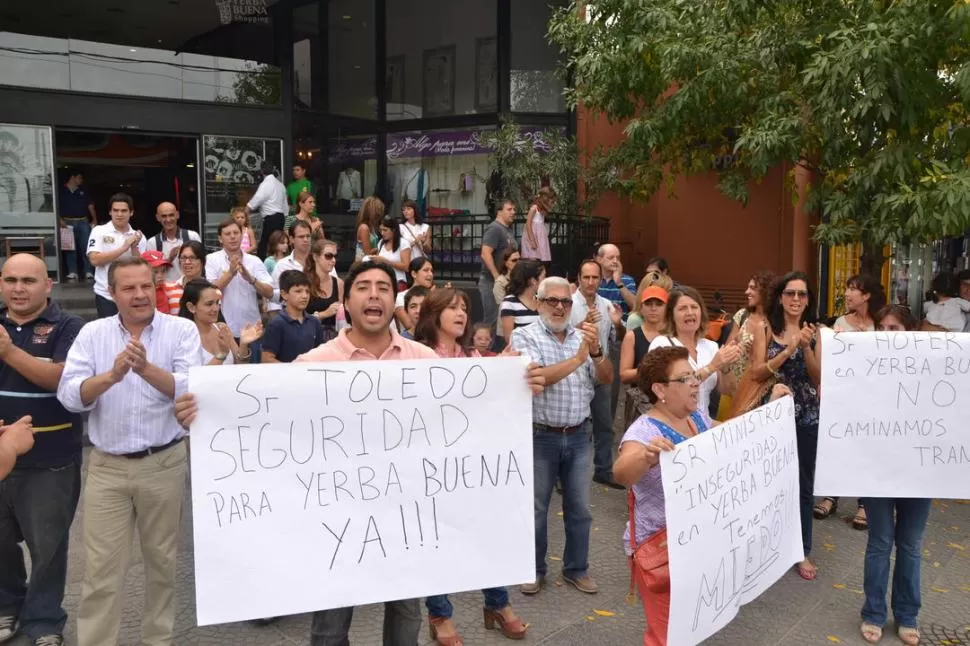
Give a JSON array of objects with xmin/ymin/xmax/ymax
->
[{"xmin": 859, "ymin": 239, "xmax": 886, "ymax": 278}]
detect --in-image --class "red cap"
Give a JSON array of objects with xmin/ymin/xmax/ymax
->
[
  {"xmin": 141, "ymin": 250, "xmax": 172, "ymax": 268},
  {"xmin": 641, "ymin": 286, "xmax": 669, "ymax": 304}
]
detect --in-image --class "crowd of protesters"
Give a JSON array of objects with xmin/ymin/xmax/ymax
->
[{"xmin": 1, "ymin": 180, "xmax": 963, "ymax": 646}]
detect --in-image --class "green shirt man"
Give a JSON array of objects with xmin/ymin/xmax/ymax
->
[{"xmin": 287, "ymin": 163, "xmax": 315, "ymax": 214}]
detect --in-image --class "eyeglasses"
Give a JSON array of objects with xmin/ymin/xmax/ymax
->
[
  {"xmin": 319, "ymin": 252, "xmax": 337, "ymax": 260},
  {"xmin": 179, "ymin": 256, "xmax": 199, "ymax": 262},
  {"xmin": 539, "ymin": 297, "xmax": 573, "ymax": 309},
  {"xmin": 782, "ymin": 289, "xmax": 809, "ymax": 299},
  {"xmin": 665, "ymin": 373, "xmax": 700, "ymax": 385}
]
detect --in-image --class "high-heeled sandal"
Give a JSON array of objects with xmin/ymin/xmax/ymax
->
[
  {"xmin": 898, "ymin": 625, "xmax": 920, "ymax": 645},
  {"xmin": 483, "ymin": 606, "xmax": 527, "ymax": 640},
  {"xmin": 428, "ymin": 615, "xmax": 464, "ymax": 646}
]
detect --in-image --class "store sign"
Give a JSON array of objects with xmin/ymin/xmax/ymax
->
[
  {"xmin": 329, "ymin": 129, "xmax": 560, "ymax": 164},
  {"xmin": 215, "ymin": 0, "xmax": 269, "ymax": 24}
]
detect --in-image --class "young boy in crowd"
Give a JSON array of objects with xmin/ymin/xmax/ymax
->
[
  {"xmin": 400, "ymin": 285, "xmax": 429, "ymax": 339},
  {"xmin": 472, "ymin": 322, "xmax": 497, "ymax": 356},
  {"xmin": 261, "ymin": 270, "xmax": 324, "ymax": 362},
  {"xmin": 141, "ymin": 250, "xmax": 173, "ymax": 313}
]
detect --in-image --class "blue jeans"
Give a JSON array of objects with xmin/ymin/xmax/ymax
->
[
  {"xmin": 862, "ymin": 497, "xmax": 931, "ymax": 628},
  {"xmin": 0, "ymin": 459, "xmax": 81, "ymax": 639},
  {"xmin": 590, "ymin": 383, "xmax": 614, "ymax": 480},
  {"xmin": 425, "ymin": 588, "xmax": 509, "ymax": 618},
  {"xmin": 533, "ymin": 421, "xmax": 593, "ymax": 579},
  {"xmin": 63, "ymin": 219, "xmax": 93, "ymax": 275},
  {"xmin": 310, "ymin": 599, "xmax": 421, "ymax": 646}
]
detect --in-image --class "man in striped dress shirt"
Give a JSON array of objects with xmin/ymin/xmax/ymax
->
[
  {"xmin": 0, "ymin": 254, "xmax": 84, "ymax": 646},
  {"xmin": 57, "ymin": 255, "xmax": 202, "ymax": 646}
]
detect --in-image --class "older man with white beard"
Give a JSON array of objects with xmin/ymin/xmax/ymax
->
[{"xmin": 511, "ymin": 276, "xmax": 613, "ymax": 597}]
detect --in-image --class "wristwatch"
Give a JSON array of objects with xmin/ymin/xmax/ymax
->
[
  {"xmin": 214, "ymin": 352, "xmax": 228, "ymax": 361},
  {"xmin": 590, "ymin": 349, "xmax": 603, "ymax": 358}
]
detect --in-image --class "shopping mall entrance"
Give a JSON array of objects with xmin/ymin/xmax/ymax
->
[{"xmin": 54, "ymin": 130, "xmax": 201, "ymax": 238}]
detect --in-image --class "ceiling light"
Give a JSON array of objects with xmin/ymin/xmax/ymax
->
[
  {"xmin": 186, "ymin": 163, "xmax": 195, "ymax": 168},
  {"xmin": 342, "ymin": 15, "xmax": 352, "ymax": 20},
  {"xmin": 129, "ymin": 48, "xmax": 137, "ymax": 53}
]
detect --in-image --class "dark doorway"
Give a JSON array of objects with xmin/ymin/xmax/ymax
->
[{"xmin": 54, "ymin": 131, "xmax": 200, "ymax": 237}]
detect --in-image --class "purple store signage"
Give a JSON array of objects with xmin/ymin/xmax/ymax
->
[{"xmin": 329, "ymin": 127, "xmax": 560, "ymax": 163}]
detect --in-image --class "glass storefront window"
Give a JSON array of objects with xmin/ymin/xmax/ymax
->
[
  {"xmin": 325, "ymin": 135, "xmax": 379, "ymax": 215},
  {"xmin": 385, "ymin": 0, "xmax": 497, "ymax": 120},
  {"xmin": 510, "ymin": 1, "xmax": 567, "ymax": 113},
  {"xmin": 293, "ymin": 3, "xmax": 319, "ymax": 109},
  {"xmin": 329, "ymin": 0, "xmax": 376, "ymax": 119},
  {"xmin": 0, "ymin": 32, "xmax": 281, "ymax": 106},
  {"xmin": 0, "ymin": 123, "xmax": 57, "ymax": 277},
  {"xmin": 386, "ymin": 127, "xmax": 495, "ymax": 218},
  {"xmin": 202, "ymin": 136, "xmax": 283, "ymax": 247}
]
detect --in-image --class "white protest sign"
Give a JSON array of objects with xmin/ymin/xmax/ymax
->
[
  {"xmin": 816, "ymin": 328, "xmax": 970, "ymax": 498},
  {"xmin": 188, "ymin": 357, "xmax": 535, "ymax": 626},
  {"xmin": 660, "ymin": 397, "xmax": 803, "ymax": 646}
]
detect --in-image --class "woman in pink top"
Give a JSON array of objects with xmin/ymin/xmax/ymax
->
[
  {"xmin": 414, "ymin": 287, "xmax": 527, "ymax": 645},
  {"xmin": 521, "ymin": 187, "xmax": 554, "ymax": 263}
]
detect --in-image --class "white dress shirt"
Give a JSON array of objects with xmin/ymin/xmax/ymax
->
[
  {"xmin": 247, "ymin": 174, "xmax": 288, "ymax": 218},
  {"xmin": 150, "ymin": 228, "xmax": 202, "ymax": 282},
  {"xmin": 204, "ymin": 249, "xmax": 272, "ymax": 335},
  {"xmin": 87, "ymin": 223, "xmax": 148, "ymax": 300},
  {"xmin": 56, "ymin": 313, "xmax": 202, "ymax": 455},
  {"xmin": 267, "ymin": 253, "xmax": 304, "ymax": 312},
  {"xmin": 335, "ymin": 169, "xmax": 361, "ymax": 200},
  {"xmin": 570, "ymin": 291, "xmax": 617, "ymax": 351}
]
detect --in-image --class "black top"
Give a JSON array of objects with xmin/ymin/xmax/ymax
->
[
  {"xmin": 307, "ymin": 275, "xmax": 339, "ymax": 327},
  {"xmin": 0, "ymin": 301, "xmax": 84, "ymax": 468},
  {"xmin": 633, "ymin": 326, "xmax": 652, "ymax": 370}
]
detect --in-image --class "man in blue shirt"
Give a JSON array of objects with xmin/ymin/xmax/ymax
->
[
  {"xmin": 0, "ymin": 254, "xmax": 85, "ymax": 646},
  {"xmin": 58, "ymin": 170, "xmax": 97, "ymax": 282},
  {"xmin": 596, "ymin": 244, "xmax": 637, "ymax": 421}
]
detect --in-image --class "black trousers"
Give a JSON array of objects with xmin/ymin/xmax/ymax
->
[
  {"xmin": 95, "ymin": 294, "xmax": 118, "ymax": 318},
  {"xmin": 257, "ymin": 212, "xmax": 285, "ymax": 258}
]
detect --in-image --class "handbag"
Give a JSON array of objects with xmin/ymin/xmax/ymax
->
[
  {"xmin": 730, "ymin": 319, "xmax": 776, "ymax": 418},
  {"xmin": 628, "ymin": 490, "xmax": 670, "ymax": 646}
]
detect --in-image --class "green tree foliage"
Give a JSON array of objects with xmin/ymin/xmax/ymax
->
[
  {"xmin": 549, "ymin": 0, "xmax": 970, "ymax": 255},
  {"xmin": 220, "ymin": 62, "xmax": 281, "ymax": 105},
  {"xmin": 478, "ymin": 119, "xmax": 610, "ymax": 216}
]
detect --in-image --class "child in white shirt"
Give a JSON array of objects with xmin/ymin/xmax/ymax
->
[{"xmin": 924, "ymin": 273, "xmax": 970, "ymax": 332}]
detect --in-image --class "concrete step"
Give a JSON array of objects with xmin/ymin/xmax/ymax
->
[{"xmin": 52, "ymin": 283, "xmax": 98, "ymax": 322}]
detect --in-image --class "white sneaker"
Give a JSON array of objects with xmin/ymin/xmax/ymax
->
[
  {"xmin": 0, "ymin": 615, "xmax": 18, "ymax": 643},
  {"xmin": 65, "ymin": 273, "xmax": 78, "ymax": 282},
  {"xmin": 34, "ymin": 635, "xmax": 64, "ymax": 646},
  {"xmin": 85, "ymin": 273, "xmax": 95, "ymax": 281}
]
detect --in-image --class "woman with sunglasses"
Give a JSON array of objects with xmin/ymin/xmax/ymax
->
[
  {"xmin": 748, "ymin": 271, "xmax": 821, "ymax": 581},
  {"xmin": 614, "ymin": 346, "xmax": 789, "ymax": 645},
  {"xmin": 164, "ymin": 240, "xmax": 208, "ymax": 315},
  {"xmin": 304, "ymin": 239, "xmax": 343, "ymax": 336},
  {"xmin": 414, "ymin": 287, "xmax": 527, "ymax": 645}
]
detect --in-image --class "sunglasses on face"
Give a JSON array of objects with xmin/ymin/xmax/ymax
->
[
  {"xmin": 782, "ymin": 290, "xmax": 809, "ymax": 299},
  {"xmin": 319, "ymin": 252, "xmax": 337, "ymax": 260},
  {"xmin": 540, "ymin": 297, "xmax": 573, "ymax": 309}
]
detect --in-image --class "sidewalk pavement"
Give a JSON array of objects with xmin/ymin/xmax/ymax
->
[{"xmin": 9, "ymin": 456, "xmax": 970, "ymax": 646}]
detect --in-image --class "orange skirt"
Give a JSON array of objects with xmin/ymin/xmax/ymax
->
[{"xmin": 630, "ymin": 529, "xmax": 670, "ymax": 646}]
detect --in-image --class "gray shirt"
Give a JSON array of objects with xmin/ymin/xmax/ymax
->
[{"xmin": 480, "ymin": 219, "xmax": 517, "ymax": 280}]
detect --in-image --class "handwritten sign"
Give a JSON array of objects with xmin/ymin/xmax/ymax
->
[
  {"xmin": 661, "ymin": 397, "xmax": 802, "ymax": 646},
  {"xmin": 816, "ymin": 328, "xmax": 970, "ymax": 498},
  {"xmin": 188, "ymin": 357, "xmax": 535, "ymax": 626}
]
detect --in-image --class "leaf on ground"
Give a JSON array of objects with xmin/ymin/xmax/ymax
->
[
  {"xmin": 823, "ymin": 543, "xmax": 836, "ymax": 551},
  {"xmin": 933, "ymin": 561, "xmax": 942, "ymax": 568},
  {"xmin": 958, "ymin": 585, "xmax": 970, "ymax": 592},
  {"xmin": 931, "ymin": 586, "xmax": 949, "ymax": 593},
  {"xmin": 832, "ymin": 583, "xmax": 847, "ymax": 589},
  {"xmin": 947, "ymin": 542, "xmax": 966, "ymax": 551},
  {"xmin": 850, "ymin": 588, "xmax": 864, "ymax": 595},
  {"xmin": 585, "ymin": 616, "xmax": 596, "ymax": 621},
  {"xmin": 826, "ymin": 636, "xmax": 842, "ymax": 643},
  {"xmin": 593, "ymin": 609, "xmax": 616, "ymax": 617},
  {"xmin": 557, "ymin": 511, "xmax": 564, "ymax": 517},
  {"xmin": 549, "ymin": 555, "xmax": 562, "ymax": 561}
]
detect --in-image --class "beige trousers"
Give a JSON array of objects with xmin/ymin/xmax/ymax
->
[{"xmin": 77, "ymin": 441, "xmax": 187, "ymax": 646}]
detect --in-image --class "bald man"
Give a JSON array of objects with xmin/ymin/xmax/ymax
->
[
  {"xmin": 151, "ymin": 202, "xmax": 201, "ymax": 282},
  {"xmin": 0, "ymin": 254, "xmax": 85, "ymax": 645}
]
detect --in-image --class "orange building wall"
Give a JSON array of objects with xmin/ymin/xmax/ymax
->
[{"xmin": 577, "ymin": 108, "xmax": 814, "ymax": 311}]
